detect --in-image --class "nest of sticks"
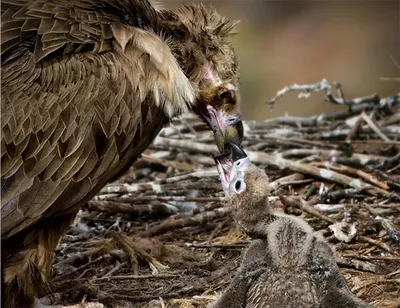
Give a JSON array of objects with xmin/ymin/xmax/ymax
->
[{"xmin": 49, "ymin": 80, "xmax": 400, "ymax": 308}]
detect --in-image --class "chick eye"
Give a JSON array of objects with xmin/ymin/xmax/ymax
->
[
  {"xmin": 235, "ymin": 181, "xmax": 241, "ymax": 190},
  {"xmin": 234, "ymin": 179, "xmax": 246, "ymax": 193}
]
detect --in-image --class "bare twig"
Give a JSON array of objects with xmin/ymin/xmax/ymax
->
[
  {"xmin": 278, "ymin": 195, "xmax": 335, "ymax": 224},
  {"xmin": 90, "ymin": 273, "xmax": 178, "ymax": 283},
  {"xmin": 360, "ymin": 112, "xmax": 391, "ymax": 142},
  {"xmin": 267, "ymin": 78, "xmax": 399, "ymax": 110},
  {"xmin": 357, "ymin": 236, "xmax": 396, "ymax": 254},
  {"xmin": 137, "ymin": 207, "xmax": 231, "ymax": 238}
]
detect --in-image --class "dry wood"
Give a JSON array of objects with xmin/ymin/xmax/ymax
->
[{"xmin": 48, "ymin": 82, "xmax": 399, "ymax": 308}]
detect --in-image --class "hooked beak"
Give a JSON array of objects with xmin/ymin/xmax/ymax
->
[
  {"xmin": 230, "ymin": 143, "xmax": 247, "ymax": 161},
  {"xmin": 229, "ymin": 143, "xmax": 251, "ymax": 174},
  {"xmin": 206, "ymin": 105, "xmax": 243, "ymax": 153}
]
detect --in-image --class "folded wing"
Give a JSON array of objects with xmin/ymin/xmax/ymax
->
[{"xmin": 1, "ymin": 0, "xmax": 194, "ymax": 239}]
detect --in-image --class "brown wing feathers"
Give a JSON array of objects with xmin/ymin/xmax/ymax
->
[
  {"xmin": 1, "ymin": 0, "xmax": 193, "ymax": 242},
  {"xmin": 1, "ymin": 0, "xmax": 161, "ymax": 63},
  {"xmin": 0, "ymin": 2, "xmax": 198, "ymax": 306}
]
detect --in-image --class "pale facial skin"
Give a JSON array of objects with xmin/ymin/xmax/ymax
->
[{"xmin": 215, "ymin": 143, "xmax": 252, "ymax": 197}]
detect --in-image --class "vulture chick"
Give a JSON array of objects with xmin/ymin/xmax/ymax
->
[
  {"xmin": 1, "ymin": 1, "xmax": 243, "ymax": 307},
  {"xmin": 210, "ymin": 144, "xmax": 375, "ymax": 308}
]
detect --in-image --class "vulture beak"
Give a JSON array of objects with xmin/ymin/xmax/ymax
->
[
  {"xmin": 229, "ymin": 143, "xmax": 251, "ymax": 175},
  {"xmin": 230, "ymin": 143, "xmax": 247, "ymax": 161},
  {"xmin": 206, "ymin": 105, "xmax": 243, "ymax": 153}
]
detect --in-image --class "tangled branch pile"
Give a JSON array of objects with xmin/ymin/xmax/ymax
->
[{"xmin": 50, "ymin": 80, "xmax": 400, "ymax": 308}]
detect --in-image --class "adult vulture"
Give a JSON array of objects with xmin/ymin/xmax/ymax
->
[{"xmin": 1, "ymin": 0, "xmax": 243, "ymax": 307}]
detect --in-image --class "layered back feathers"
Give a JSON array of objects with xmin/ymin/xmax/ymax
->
[{"xmin": 1, "ymin": 0, "xmax": 195, "ymax": 241}]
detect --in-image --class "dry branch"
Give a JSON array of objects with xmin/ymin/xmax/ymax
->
[
  {"xmin": 51, "ymin": 80, "xmax": 400, "ymax": 308},
  {"xmin": 137, "ymin": 207, "xmax": 231, "ymax": 238}
]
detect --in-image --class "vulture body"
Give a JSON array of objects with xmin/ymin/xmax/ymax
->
[
  {"xmin": 211, "ymin": 145, "xmax": 374, "ymax": 308},
  {"xmin": 1, "ymin": 1, "xmax": 243, "ymax": 307}
]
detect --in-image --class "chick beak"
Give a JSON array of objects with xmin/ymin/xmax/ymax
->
[
  {"xmin": 214, "ymin": 155, "xmax": 232, "ymax": 197},
  {"xmin": 206, "ymin": 105, "xmax": 243, "ymax": 153}
]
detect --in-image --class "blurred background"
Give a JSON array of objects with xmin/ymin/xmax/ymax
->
[{"xmin": 164, "ymin": 0, "xmax": 399, "ymax": 120}]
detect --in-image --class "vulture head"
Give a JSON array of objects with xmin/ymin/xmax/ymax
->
[
  {"xmin": 0, "ymin": 2, "xmax": 245, "ymax": 306},
  {"xmin": 160, "ymin": 4, "xmax": 243, "ymax": 152}
]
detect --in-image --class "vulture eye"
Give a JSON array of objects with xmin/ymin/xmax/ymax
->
[
  {"xmin": 174, "ymin": 29, "xmax": 186, "ymax": 38},
  {"xmin": 234, "ymin": 179, "xmax": 246, "ymax": 194},
  {"xmin": 218, "ymin": 90, "xmax": 233, "ymax": 101}
]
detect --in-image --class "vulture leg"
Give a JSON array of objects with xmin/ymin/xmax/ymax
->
[{"xmin": 2, "ymin": 212, "xmax": 78, "ymax": 308}]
